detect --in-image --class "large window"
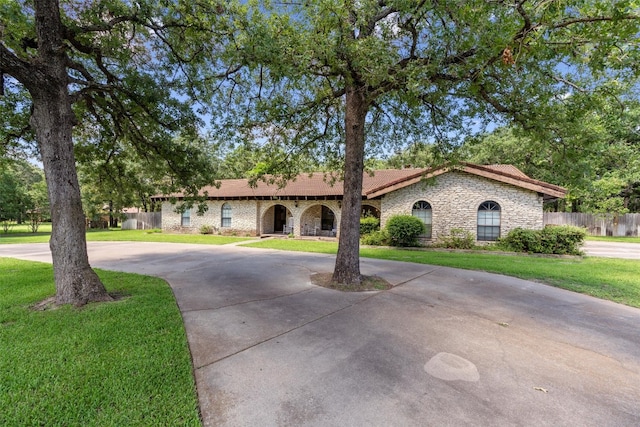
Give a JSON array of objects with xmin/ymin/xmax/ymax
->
[
  {"xmin": 321, "ymin": 205, "xmax": 335, "ymax": 230},
  {"xmin": 477, "ymin": 201, "xmax": 501, "ymax": 241},
  {"xmin": 221, "ymin": 203, "xmax": 232, "ymax": 227},
  {"xmin": 412, "ymin": 201, "xmax": 432, "ymax": 238},
  {"xmin": 181, "ymin": 208, "xmax": 191, "ymax": 227}
]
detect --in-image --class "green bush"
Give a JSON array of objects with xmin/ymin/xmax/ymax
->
[
  {"xmin": 199, "ymin": 224, "xmax": 214, "ymax": 235},
  {"xmin": 539, "ymin": 225, "xmax": 587, "ymax": 255},
  {"xmin": 499, "ymin": 227, "xmax": 541, "ymax": 253},
  {"xmin": 438, "ymin": 228, "xmax": 475, "ymax": 249},
  {"xmin": 385, "ymin": 215, "xmax": 426, "ymax": 247},
  {"xmin": 500, "ymin": 225, "xmax": 586, "ymax": 255},
  {"xmin": 360, "ymin": 216, "xmax": 380, "ymax": 235},
  {"xmin": 360, "ymin": 229, "xmax": 390, "ymax": 246}
]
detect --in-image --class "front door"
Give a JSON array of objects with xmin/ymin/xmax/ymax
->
[{"xmin": 274, "ymin": 205, "xmax": 287, "ymax": 233}]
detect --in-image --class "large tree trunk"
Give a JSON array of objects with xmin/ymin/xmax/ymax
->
[
  {"xmin": 332, "ymin": 85, "xmax": 368, "ymax": 285},
  {"xmin": 30, "ymin": 0, "xmax": 111, "ymax": 306}
]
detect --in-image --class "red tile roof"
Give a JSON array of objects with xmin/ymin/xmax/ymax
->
[{"xmin": 154, "ymin": 163, "xmax": 566, "ymax": 200}]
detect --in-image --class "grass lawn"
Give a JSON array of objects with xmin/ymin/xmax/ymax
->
[
  {"xmin": 585, "ymin": 235, "xmax": 640, "ymax": 243},
  {"xmin": 0, "ymin": 258, "xmax": 201, "ymax": 426},
  {"xmin": 0, "ymin": 223, "xmax": 53, "ymax": 234},
  {"xmin": 0, "ymin": 227, "xmax": 253, "ymax": 245},
  {"xmin": 243, "ymin": 239, "xmax": 640, "ymax": 308}
]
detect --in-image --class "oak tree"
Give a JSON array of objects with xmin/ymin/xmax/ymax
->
[
  {"xmin": 215, "ymin": 0, "xmax": 639, "ymax": 286},
  {"xmin": 0, "ymin": 0, "xmax": 222, "ymax": 305}
]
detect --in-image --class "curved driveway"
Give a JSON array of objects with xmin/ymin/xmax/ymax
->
[
  {"xmin": 582, "ymin": 240, "xmax": 640, "ymax": 259},
  {"xmin": 2, "ymin": 242, "xmax": 640, "ymax": 426}
]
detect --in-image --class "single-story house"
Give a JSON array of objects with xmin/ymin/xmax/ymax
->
[{"xmin": 153, "ymin": 163, "xmax": 566, "ymax": 243}]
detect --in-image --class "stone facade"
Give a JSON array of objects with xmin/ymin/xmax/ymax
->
[
  {"xmin": 161, "ymin": 172, "xmax": 543, "ymax": 241},
  {"xmin": 380, "ymin": 171, "xmax": 543, "ymax": 242},
  {"xmin": 162, "ymin": 199, "xmax": 346, "ymax": 237},
  {"xmin": 161, "ymin": 200, "xmax": 259, "ymax": 235}
]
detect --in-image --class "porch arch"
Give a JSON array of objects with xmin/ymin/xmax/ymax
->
[
  {"xmin": 300, "ymin": 203, "xmax": 338, "ymax": 236},
  {"xmin": 261, "ymin": 203, "xmax": 294, "ymax": 234},
  {"xmin": 361, "ymin": 203, "xmax": 380, "ymax": 219}
]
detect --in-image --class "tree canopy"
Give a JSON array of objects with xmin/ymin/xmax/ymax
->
[
  {"xmin": 463, "ymin": 98, "xmax": 640, "ymax": 213},
  {"xmin": 0, "ymin": 0, "xmax": 229, "ymax": 305},
  {"xmin": 210, "ymin": 0, "xmax": 640, "ymax": 285}
]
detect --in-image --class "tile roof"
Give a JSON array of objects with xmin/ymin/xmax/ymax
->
[{"xmin": 154, "ymin": 163, "xmax": 566, "ymax": 200}]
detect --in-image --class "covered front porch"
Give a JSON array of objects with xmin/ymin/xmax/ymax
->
[
  {"xmin": 260, "ymin": 201, "xmax": 340, "ymax": 237},
  {"xmin": 258, "ymin": 199, "xmax": 381, "ymax": 238}
]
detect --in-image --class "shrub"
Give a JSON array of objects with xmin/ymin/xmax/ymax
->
[
  {"xmin": 539, "ymin": 225, "xmax": 586, "ymax": 255},
  {"xmin": 385, "ymin": 215, "xmax": 426, "ymax": 247},
  {"xmin": 360, "ymin": 216, "xmax": 380, "ymax": 235},
  {"xmin": 500, "ymin": 225, "xmax": 586, "ymax": 255},
  {"xmin": 199, "ymin": 224, "xmax": 214, "ymax": 235},
  {"xmin": 360, "ymin": 229, "xmax": 390, "ymax": 246},
  {"xmin": 498, "ymin": 227, "xmax": 541, "ymax": 253},
  {"xmin": 438, "ymin": 228, "xmax": 475, "ymax": 249}
]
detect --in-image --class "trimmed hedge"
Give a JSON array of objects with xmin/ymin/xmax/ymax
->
[
  {"xmin": 499, "ymin": 225, "xmax": 586, "ymax": 255},
  {"xmin": 360, "ymin": 216, "xmax": 380, "ymax": 235},
  {"xmin": 385, "ymin": 215, "xmax": 426, "ymax": 247}
]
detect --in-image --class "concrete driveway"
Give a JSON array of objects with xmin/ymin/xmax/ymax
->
[
  {"xmin": 2, "ymin": 242, "xmax": 640, "ymax": 426},
  {"xmin": 582, "ymin": 240, "xmax": 640, "ymax": 259}
]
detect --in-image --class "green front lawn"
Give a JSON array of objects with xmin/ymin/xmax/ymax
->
[
  {"xmin": 243, "ymin": 240, "xmax": 640, "ymax": 308},
  {"xmin": 0, "ymin": 259, "xmax": 201, "ymax": 426}
]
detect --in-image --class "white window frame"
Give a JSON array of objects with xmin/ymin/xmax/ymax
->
[
  {"xmin": 221, "ymin": 203, "xmax": 232, "ymax": 227},
  {"xmin": 412, "ymin": 200, "xmax": 433, "ymax": 238},
  {"xmin": 477, "ymin": 201, "xmax": 501, "ymax": 241}
]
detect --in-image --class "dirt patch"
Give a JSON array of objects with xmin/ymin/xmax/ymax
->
[{"xmin": 311, "ymin": 273, "xmax": 392, "ymax": 292}]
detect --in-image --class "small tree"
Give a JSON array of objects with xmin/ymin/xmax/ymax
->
[
  {"xmin": 26, "ymin": 179, "xmax": 49, "ymax": 233},
  {"xmin": 0, "ymin": 170, "xmax": 28, "ymax": 232}
]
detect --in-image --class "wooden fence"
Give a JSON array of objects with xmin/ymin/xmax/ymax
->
[
  {"xmin": 544, "ymin": 212, "xmax": 640, "ymax": 237},
  {"xmin": 121, "ymin": 212, "xmax": 162, "ymax": 230}
]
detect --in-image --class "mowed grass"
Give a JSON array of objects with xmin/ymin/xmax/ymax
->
[
  {"xmin": 0, "ymin": 258, "xmax": 201, "ymax": 426},
  {"xmin": 0, "ymin": 227, "xmax": 253, "ymax": 245},
  {"xmin": 243, "ymin": 239, "xmax": 640, "ymax": 308}
]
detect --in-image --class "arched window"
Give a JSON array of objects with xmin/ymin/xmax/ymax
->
[
  {"xmin": 412, "ymin": 200, "xmax": 432, "ymax": 238},
  {"xmin": 361, "ymin": 205, "xmax": 380, "ymax": 219},
  {"xmin": 477, "ymin": 201, "xmax": 501, "ymax": 241},
  {"xmin": 221, "ymin": 203, "xmax": 232, "ymax": 227}
]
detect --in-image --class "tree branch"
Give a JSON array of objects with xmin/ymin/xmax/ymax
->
[
  {"xmin": 0, "ymin": 43, "xmax": 38, "ymax": 88},
  {"xmin": 552, "ymin": 15, "xmax": 639, "ymax": 29}
]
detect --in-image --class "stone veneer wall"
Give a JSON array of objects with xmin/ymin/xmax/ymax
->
[
  {"xmin": 379, "ymin": 171, "xmax": 543, "ymax": 242},
  {"xmin": 161, "ymin": 200, "xmax": 259, "ymax": 235},
  {"xmin": 162, "ymin": 199, "xmax": 348, "ymax": 237},
  {"xmin": 161, "ymin": 171, "xmax": 548, "ymax": 242}
]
